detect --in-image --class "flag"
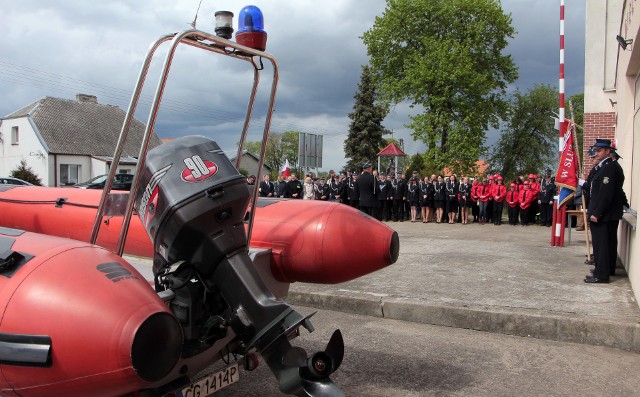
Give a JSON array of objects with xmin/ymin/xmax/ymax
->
[
  {"xmin": 555, "ymin": 122, "xmax": 579, "ymax": 207},
  {"xmin": 280, "ymin": 159, "xmax": 291, "ymax": 178}
]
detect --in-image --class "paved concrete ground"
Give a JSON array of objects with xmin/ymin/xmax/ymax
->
[
  {"xmin": 217, "ymin": 309, "xmax": 640, "ymax": 396},
  {"xmin": 287, "ymin": 220, "xmax": 640, "ymax": 351}
]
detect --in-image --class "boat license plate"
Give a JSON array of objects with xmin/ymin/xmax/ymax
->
[{"xmin": 180, "ymin": 363, "xmax": 239, "ymax": 397}]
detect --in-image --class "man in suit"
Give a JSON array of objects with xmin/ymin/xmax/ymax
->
[
  {"xmin": 356, "ymin": 162, "xmax": 379, "ymax": 217},
  {"xmin": 583, "ymin": 139, "xmax": 625, "ymax": 284},
  {"xmin": 258, "ymin": 174, "xmax": 275, "ymax": 197}
]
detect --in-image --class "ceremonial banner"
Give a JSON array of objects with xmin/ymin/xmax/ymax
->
[{"xmin": 555, "ymin": 123, "xmax": 578, "ymax": 207}]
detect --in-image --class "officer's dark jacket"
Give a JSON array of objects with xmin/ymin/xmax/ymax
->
[
  {"xmin": 587, "ymin": 158, "xmax": 625, "ymax": 222},
  {"xmin": 356, "ymin": 171, "xmax": 379, "ymax": 207}
]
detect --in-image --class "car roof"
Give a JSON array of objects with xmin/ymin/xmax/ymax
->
[{"xmin": 0, "ymin": 177, "xmax": 33, "ymax": 185}]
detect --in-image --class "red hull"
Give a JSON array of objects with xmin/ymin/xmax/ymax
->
[
  {"xmin": 0, "ymin": 186, "xmax": 398, "ymax": 284},
  {"xmin": 0, "ymin": 230, "xmax": 181, "ymax": 396}
]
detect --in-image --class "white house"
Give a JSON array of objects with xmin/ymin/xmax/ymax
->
[{"xmin": 0, "ymin": 94, "xmax": 161, "ymax": 186}]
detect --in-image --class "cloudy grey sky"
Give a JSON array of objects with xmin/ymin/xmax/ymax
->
[{"xmin": 0, "ymin": 0, "xmax": 585, "ymax": 171}]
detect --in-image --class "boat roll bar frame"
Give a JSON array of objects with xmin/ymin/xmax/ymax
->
[{"xmin": 89, "ymin": 28, "xmax": 278, "ymax": 256}]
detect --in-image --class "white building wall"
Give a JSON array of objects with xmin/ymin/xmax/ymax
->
[
  {"xmin": 610, "ymin": 0, "xmax": 640, "ymax": 307},
  {"xmin": 0, "ymin": 117, "xmax": 49, "ymax": 185},
  {"xmin": 90, "ymin": 158, "xmax": 109, "ymax": 178},
  {"xmin": 584, "ymin": 0, "xmax": 622, "ymax": 113}
]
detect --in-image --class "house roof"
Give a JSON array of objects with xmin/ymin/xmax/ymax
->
[
  {"xmin": 229, "ymin": 150, "xmax": 272, "ymax": 171},
  {"xmin": 377, "ymin": 142, "xmax": 407, "ymax": 157},
  {"xmin": 3, "ymin": 96, "xmax": 161, "ymax": 156},
  {"xmin": 442, "ymin": 160, "xmax": 490, "ymax": 176}
]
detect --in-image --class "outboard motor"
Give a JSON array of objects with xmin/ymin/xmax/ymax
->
[{"xmin": 135, "ymin": 136, "xmax": 345, "ymax": 396}]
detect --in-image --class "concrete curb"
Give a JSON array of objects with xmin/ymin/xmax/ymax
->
[{"xmin": 287, "ymin": 291, "xmax": 640, "ymax": 352}]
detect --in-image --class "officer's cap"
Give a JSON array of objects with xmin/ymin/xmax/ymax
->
[{"xmin": 590, "ymin": 138, "xmax": 613, "ymax": 150}]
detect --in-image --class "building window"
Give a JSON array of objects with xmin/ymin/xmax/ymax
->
[
  {"xmin": 11, "ymin": 126, "xmax": 19, "ymax": 145},
  {"xmin": 60, "ymin": 164, "xmax": 80, "ymax": 186}
]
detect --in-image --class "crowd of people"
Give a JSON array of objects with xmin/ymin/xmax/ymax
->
[
  {"xmin": 252, "ymin": 163, "xmax": 559, "ymax": 227},
  {"xmin": 251, "ymin": 137, "xmax": 628, "ymax": 285}
]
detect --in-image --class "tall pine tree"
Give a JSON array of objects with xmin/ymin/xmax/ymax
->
[{"xmin": 344, "ymin": 65, "xmax": 389, "ymax": 172}]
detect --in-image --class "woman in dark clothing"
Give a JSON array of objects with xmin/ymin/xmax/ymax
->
[
  {"xmin": 446, "ymin": 174, "xmax": 460, "ymax": 224},
  {"xmin": 458, "ymin": 176, "xmax": 472, "ymax": 224},
  {"xmin": 407, "ymin": 177, "xmax": 420, "ymax": 222},
  {"xmin": 420, "ymin": 176, "xmax": 434, "ymax": 223},
  {"xmin": 275, "ymin": 175, "xmax": 288, "ymax": 198},
  {"xmin": 433, "ymin": 175, "xmax": 446, "ymax": 223}
]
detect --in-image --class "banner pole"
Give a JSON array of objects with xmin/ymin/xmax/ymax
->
[{"xmin": 551, "ymin": 201, "xmax": 558, "ymax": 246}]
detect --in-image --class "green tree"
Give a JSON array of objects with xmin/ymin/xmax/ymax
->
[
  {"xmin": 244, "ymin": 131, "xmax": 299, "ymax": 178},
  {"xmin": 408, "ymin": 153, "xmax": 441, "ymax": 178},
  {"xmin": 490, "ymin": 84, "xmax": 557, "ymax": 182},
  {"xmin": 10, "ymin": 159, "xmax": 43, "ymax": 185},
  {"xmin": 344, "ymin": 65, "xmax": 389, "ymax": 172},
  {"xmin": 362, "ymin": 0, "xmax": 518, "ymax": 174}
]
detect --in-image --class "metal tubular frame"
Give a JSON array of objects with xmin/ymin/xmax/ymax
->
[{"xmin": 89, "ymin": 29, "xmax": 279, "ymax": 256}]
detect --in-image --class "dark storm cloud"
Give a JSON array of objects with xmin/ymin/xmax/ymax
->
[
  {"xmin": 503, "ymin": 0, "xmax": 585, "ymax": 96},
  {"xmin": 0, "ymin": 0, "xmax": 585, "ymax": 171}
]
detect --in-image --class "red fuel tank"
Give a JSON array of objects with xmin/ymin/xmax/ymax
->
[
  {"xmin": 0, "ymin": 186, "xmax": 398, "ymax": 284},
  {"xmin": 0, "ymin": 229, "xmax": 182, "ymax": 397}
]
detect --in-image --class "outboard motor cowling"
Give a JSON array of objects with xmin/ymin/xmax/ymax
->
[{"xmin": 135, "ymin": 135, "xmax": 249, "ymax": 276}]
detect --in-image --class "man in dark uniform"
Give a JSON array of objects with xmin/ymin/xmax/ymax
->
[
  {"xmin": 348, "ymin": 172, "xmax": 359, "ymax": 208},
  {"xmin": 584, "ymin": 139, "xmax": 625, "ymax": 284},
  {"xmin": 538, "ymin": 172, "xmax": 556, "ymax": 227},
  {"xmin": 315, "ymin": 177, "xmax": 329, "ymax": 200},
  {"xmin": 285, "ymin": 174, "xmax": 303, "ymax": 199},
  {"xmin": 376, "ymin": 172, "xmax": 389, "ymax": 221},
  {"xmin": 356, "ymin": 162, "xmax": 379, "ymax": 217},
  {"xmin": 393, "ymin": 173, "xmax": 407, "ymax": 221}
]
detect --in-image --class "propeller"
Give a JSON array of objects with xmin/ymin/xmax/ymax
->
[{"xmin": 282, "ymin": 329, "xmax": 345, "ymax": 397}]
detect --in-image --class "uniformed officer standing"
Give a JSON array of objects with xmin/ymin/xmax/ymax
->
[
  {"xmin": 285, "ymin": 174, "xmax": 303, "ymax": 199},
  {"xmin": 377, "ymin": 173, "xmax": 390, "ymax": 221},
  {"xmin": 356, "ymin": 162, "xmax": 379, "ymax": 217},
  {"xmin": 393, "ymin": 173, "xmax": 407, "ymax": 222},
  {"xmin": 538, "ymin": 172, "xmax": 556, "ymax": 227},
  {"xmin": 583, "ymin": 139, "xmax": 625, "ymax": 283},
  {"xmin": 348, "ymin": 172, "xmax": 359, "ymax": 208},
  {"xmin": 315, "ymin": 177, "xmax": 329, "ymax": 200}
]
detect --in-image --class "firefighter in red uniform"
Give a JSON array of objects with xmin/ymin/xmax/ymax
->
[
  {"xmin": 519, "ymin": 180, "xmax": 534, "ymax": 226},
  {"xmin": 528, "ymin": 173, "xmax": 541, "ymax": 224},
  {"xmin": 491, "ymin": 175, "xmax": 507, "ymax": 225},
  {"xmin": 485, "ymin": 175, "xmax": 495, "ymax": 223},
  {"xmin": 478, "ymin": 178, "xmax": 492, "ymax": 224},
  {"xmin": 506, "ymin": 182, "xmax": 520, "ymax": 225},
  {"xmin": 470, "ymin": 179, "xmax": 480, "ymax": 222}
]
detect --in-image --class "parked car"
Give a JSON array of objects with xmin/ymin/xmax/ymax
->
[
  {"xmin": 0, "ymin": 177, "xmax": 34, "ymax": 186},
  {"xmin": 73, "ymin": 174, "xmax": 134, "ymax": 191}
]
